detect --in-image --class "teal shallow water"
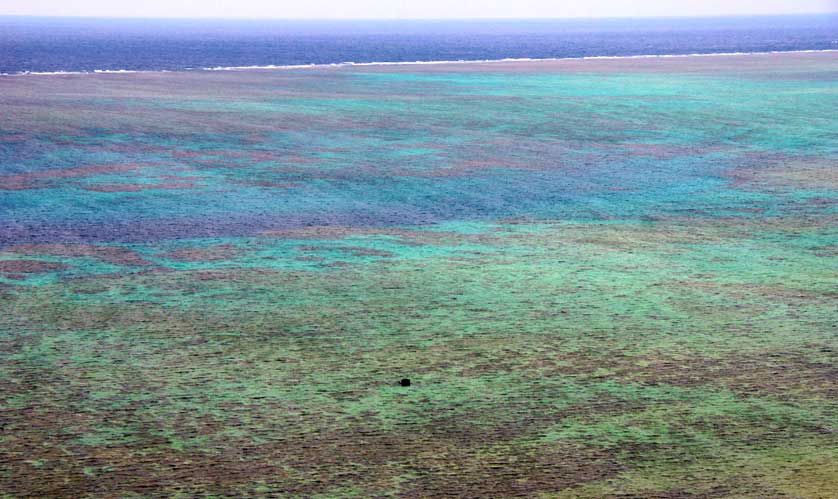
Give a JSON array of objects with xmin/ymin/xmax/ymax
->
[{"xmin": 0, "ymin": 53, "xmax": 836, "ymax": 498}]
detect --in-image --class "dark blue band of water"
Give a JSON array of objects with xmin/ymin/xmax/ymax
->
[{"xmin": 1, "ymin": 15, "xmax": 837, "ymax": 74}]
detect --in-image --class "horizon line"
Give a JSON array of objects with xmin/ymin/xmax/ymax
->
[{"xmin": 2, "ymin": 12, "xmax": 837, "ymax": 22}]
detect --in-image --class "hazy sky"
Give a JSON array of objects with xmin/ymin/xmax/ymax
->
[{"xmin": 3, "ymin": 0, "xmax": 837, "ymax": 19}]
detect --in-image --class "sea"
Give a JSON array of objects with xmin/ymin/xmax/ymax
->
[{"xmin": 0, "ymin": 14, "xmax": 836, "ymax": 74}]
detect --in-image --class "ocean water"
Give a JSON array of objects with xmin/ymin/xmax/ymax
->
[
  {"xmin": 0, "ymin": 14, "xmax": 836, "ymax": 73},
  {"xmin": 1, "ymin": 11, "xmax": 838, "ymax": 498},
  {"xmin": 1, "ymin": 54, "xmax": 837, "ymax": 497}
]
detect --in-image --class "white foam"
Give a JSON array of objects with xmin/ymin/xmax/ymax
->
[
  {"xmin": 196, "ymin": 50, "xmax": 838, "ymax": 71},
  {"xmin": 3, "ymin": 69, "xmax": 168, "ymax": 76},
  {"xmin": 3, "ymin": 49, "xmax": 836, "ymax": 76}
]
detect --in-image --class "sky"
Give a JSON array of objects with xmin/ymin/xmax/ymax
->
[{"xmin": 2, "ymin": 0, "xmax": 837, "ymax": 19}]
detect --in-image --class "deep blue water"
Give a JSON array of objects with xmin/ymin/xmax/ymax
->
[{"xmin": 0, "ymin": 15, "xmax": 836, "ymax": 73}]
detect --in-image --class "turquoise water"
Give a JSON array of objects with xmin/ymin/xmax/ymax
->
[{"xmin": 0, "ymin": 54, "xmax": 836, "ymax": 498}]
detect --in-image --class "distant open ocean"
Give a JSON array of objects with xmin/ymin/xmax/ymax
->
[{"xmin": 1, "ymin": 14, "xmax": 836, "ymax": 74}]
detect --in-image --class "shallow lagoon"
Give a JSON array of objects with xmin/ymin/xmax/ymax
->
[{"xmin": 1, "ymin": 52, "xmax": 836, "ymax": 498}]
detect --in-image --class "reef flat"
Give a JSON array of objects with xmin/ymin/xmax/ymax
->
[{"xmin": 0, "ymin": 52, "xmax": 836, "ymax": 498}]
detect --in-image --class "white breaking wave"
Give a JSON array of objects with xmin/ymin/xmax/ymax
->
[
  {"xmin": 2, "ymin": 49, "xmax": 836, "ymax": 76},
  {"xmin": 1, "ymin": 69, "xmax": 171, "ymax": 76},
  {"xmin": 197, "ymin": 49, "xmax": 838, "ymax": 71}
]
